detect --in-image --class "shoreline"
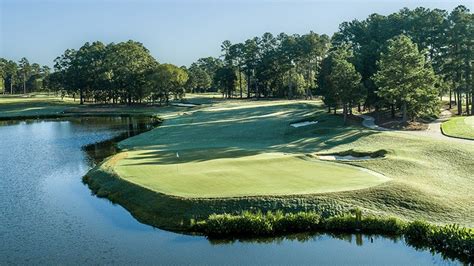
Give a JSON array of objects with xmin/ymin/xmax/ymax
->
[{"xmin": 2, "ymin": 100, "xmax": 472, "ymax": 263}]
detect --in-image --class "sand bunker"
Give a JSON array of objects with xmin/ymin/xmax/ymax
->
[
  {"xmin": 318, "ymin": 155, "xmax": 372, "ymax": 161},
  {"xmin": 172, "ymin": 103, "xmax": 198, "ymax": 107},
  {"xmin": 290, "ymin": 121, "xmax": 318, "ymax": 128}
]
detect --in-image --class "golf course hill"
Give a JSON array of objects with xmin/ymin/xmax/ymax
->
[{"xmin": 84, "ymin": 98, "xmax": 474, "ymax": 231}]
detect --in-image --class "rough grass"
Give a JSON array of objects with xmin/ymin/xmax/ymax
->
[
  {"xmin": 441, "ymin": 116, "xmax": 474, "ymax": 140},
  {"xmin": 85, "ymin": 98, "xmax": 474, "ymax": 228}
]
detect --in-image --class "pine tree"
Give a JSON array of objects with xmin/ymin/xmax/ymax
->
[{"xmin": 373, "ymin": 35, "xmax": 439, "ymax": 122}]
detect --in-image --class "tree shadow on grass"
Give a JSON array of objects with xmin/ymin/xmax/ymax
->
[{"xmin": 121, "ymin": 102, "xmax": 381, "ymax": 166}]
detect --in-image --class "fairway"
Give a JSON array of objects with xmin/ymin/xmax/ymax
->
[
  {"xmin": 0, "ymin": 94, "xmax": 77, "ymax": 118},
  {"xmin": 104, "ymin": 100, "xmax": 392, "ymax": 198},
  {"xmin": 442, "ymin": 116, "xmax": 474, "ymax": 140},
  {"xmin": 87, "ymin": 98, "xmax": 474, "ymax": 227},
  {"xmin": 111, "ymin": 151, "xmax": 388, "ymax": 198}
]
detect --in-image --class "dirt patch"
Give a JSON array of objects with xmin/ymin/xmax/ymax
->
[
  {"xmin": 364, "ymin": 110, "xmax": 429, "ymax": 131},
  {"xmin": 105, "ymin": 152, "xmax": 128, "ymax": 168}
]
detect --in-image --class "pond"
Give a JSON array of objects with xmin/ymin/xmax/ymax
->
[{"xmin": 0, "ymin": 117, "xmax": 462, "ymax": 265}]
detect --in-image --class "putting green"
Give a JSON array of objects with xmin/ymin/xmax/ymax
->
[
  {"xmin": 108, "ymin": 151, "xmax": 389, "ymax": 198},
  {"xmin": 442, "ymin": 116, "xmax": 474, "ymax": 140}
]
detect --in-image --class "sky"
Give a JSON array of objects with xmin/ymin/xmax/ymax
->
[{"xmin": 0, "ymin": 0, "xmax": 472, "ymax": 67}]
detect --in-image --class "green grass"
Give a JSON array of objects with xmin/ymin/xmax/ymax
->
[
  {"xmin": 0, "ymin": 94, "xmax": 77, "ymax": 118},
  {"xmin": 112, "ymin": 152, "xmax": 388, "ymax": 197},
  {"xmin": 84, "ymin": 98, "xmax": 474, "ymax": 229},
  {"xmin": 441, "ymin": 116, "xmax": 474, "ymax": 140},
  {"xmin": 0, "ymin": 93, "xmax": 192, "ymax": 119},
  {"xmin": 111, "ymin": 100, "xmax": 389, "ymax": 197},
  {"xmin": 4, "ymin": 94, "xmax": 471, "ymax": 230}
]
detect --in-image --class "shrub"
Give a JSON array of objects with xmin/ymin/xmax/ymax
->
[
  {"xmin": 404, "ymin": 220, "xmax": 433, "ymax": 244},
  {"xmin": 195, "ymin": 211, "xmax": 321, "ymax": 237},
  {"xmin": 195, "ymin": 210, "xmax": 473, "ymax": 263},
  {"xmin": 323, "ymin": 215, "xmax": 358, "ymax": 232},
  {"xmin": 430, "ymin": 224, "xmax": 474, "ymax": 260},
  {"xmin": 273, "ymin": 211, "xmax": 321, "ymax": 232},
  {"xmin": 359, "ymin": 216, "xmax": 406, "ymax": 234}
]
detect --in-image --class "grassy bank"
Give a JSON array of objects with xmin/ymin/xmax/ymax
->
[
  {"xmin": 442, "ymin": 116, "xmax": 474, "ymax": 140},
  {"xmin": 0, "ymin": 94, "xmax": 77, "ymax": 118},
  {"xmin": 5, "ymin": 94, "xmax": 473, "ymax": 232},
  {"xmin": 193, "ymin": 211, "xmax": 473, "ymax": 264},
  {"xmin": 0, "ymin": 94, "xmax": 195, "ymax": 120},
  {"xmin": 94, "ymin": 99, "xmax": 474, "ymax": 227},
  {"xmin": 84, "ymin": 163, "xmax": 361, "ymax": 231}
]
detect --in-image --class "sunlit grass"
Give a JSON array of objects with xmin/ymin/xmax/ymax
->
[
  {"xmin": 442, "ymin": 116, "xmax": 474, "ymax": 140},
  {"xmin": 87, "ymin": 98, "xmax": 474, "ymax": 228}
]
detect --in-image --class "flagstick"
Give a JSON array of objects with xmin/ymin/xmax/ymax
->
[{"xmin": 176, "ymin": 151, "xmax": 179, "ymax": 174}]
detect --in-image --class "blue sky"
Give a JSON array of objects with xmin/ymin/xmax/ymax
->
[{"xmin": 1, "ymin": 0, "xmax": 472, "ymax": 67}]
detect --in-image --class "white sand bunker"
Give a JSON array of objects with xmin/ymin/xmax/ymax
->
[
  {"xmin": 290, "ymin": 121, "xmax": 318, "ymax": 128},
  {"xmin": 318, "ymin": 155, "xmax": 372, "ymax": 161},
  {"xmin": 171, "ymin": 103, "xmax": 198, "ymax": 107}
]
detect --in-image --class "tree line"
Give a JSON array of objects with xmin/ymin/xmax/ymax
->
[
  {"xmin": 323, "ymin": 5, "xmax": 473, "ymax": 120},
  {"xmin": 0, "ymin": 58, "xmax": 50, "ymax": 94},
  {"xmin": 49, "ymin": 40, "xmax": 188, "ymax": 105},
  {"xmin": 1, "ymin": 5, "xmax": 472, "ymax": 121},
  {"xmin": 186, "ymin": 5, "xmax": 471, "ymax": 121}
]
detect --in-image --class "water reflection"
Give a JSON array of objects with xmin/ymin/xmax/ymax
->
[{"xmin": 208, "ymin": 232, "xmax": 402, "ymax": 246}]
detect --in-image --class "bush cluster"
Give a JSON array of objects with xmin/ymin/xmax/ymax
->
[
  {"xmin": 194, "ymin": 210, "xmax": 321, "ymax": 237},
  {"xmin": 405, "ymin": 222, "xmax": 474, "ymax": 262},
  {"xmin": 193, "ymin": 209, "xmax": 473, "ymax": 263}
]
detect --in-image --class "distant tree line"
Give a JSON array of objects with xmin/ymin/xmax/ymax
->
[
  {"xmin": 186, "ymin": 5, "xmax": 472, "ymax": 121},
  {"xmin": 49, "ymin": 40, "xmax": 187, "ymax": 105},
  {"xmin": 1, "ymin": 5, "xmax": 472, "ymax": 121},
  {"xmin": 184, "ymin": 32, "xmax": 330, "ymax": 99},
  {"xmin": 0, "ymin": 58, "xmax": 51, "ymax": 94}
]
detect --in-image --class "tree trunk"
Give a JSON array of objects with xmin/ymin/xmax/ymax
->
[
  {"xmin": 457, "ymin": 92, "xmax": 462, "ymax": 115},
  {"xmin": 343, "ymin": 104, "xmax": 348, "ymax": 125},
  {"xmin": 79, "ymin": 89, "xmax": 84, "ymax": 105},
  {"xmin": 391, "ymin": 104, "xmax": 395, "ymax": 118},
  {"xmin": 239, "ymin": 67, "xmax": 243, "ymax": 99},
  {"xmin": 449, "ymin": 88, "xmax": 452, "ymax": 109},
  {"xmin": 454, "ymin": 92, "xmax": 457, "ymax": 106},
  {"xmin": 246, "ymin": 73, "xmax": 251, "ymax": 98},
  {"xmin": 327, "ymin": 106, "xmax": 331, "ymax": 113},
  {"xmin": 255, "ymin": 82, "xmax": 259, "ymax": 99},
  {"xmin": 23, "ymin": 73, "xmax": 26, "ymax": 94},
  {"xmin": 401, "ymin": 102, "xmax": 407, "ymax": 122},
  {"xmin": 357, "ymin": 103, "xmax": 361, "ymax": 113},
  {"xmin": 471, "ymin": 92, "xmax": 474, "ymax": 115},
  {"xmin": 466, "ymin": 93, "xmax": 470, "ymax": 115}
]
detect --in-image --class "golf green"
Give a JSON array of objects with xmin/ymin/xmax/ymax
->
[
  {"xmin": 442, "ymin": 116, "xmax": 474, "ymax": 140},
  {"xmin": 108, "ymin": 151, "xmax": 389, "ymax": 198}
]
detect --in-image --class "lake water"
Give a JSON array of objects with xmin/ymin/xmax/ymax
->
[{"xmin": 0, "ymin": 117, "xmax": 461, "ymax": 265}]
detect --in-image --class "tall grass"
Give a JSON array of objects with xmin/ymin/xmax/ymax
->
[
  {"xmin": 193, "ymin": 209, "xmax": 473, "ymax": 263},
  {"xmin": 194, "ymin": 210, "xmax": 321, "ymax": 237}
]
